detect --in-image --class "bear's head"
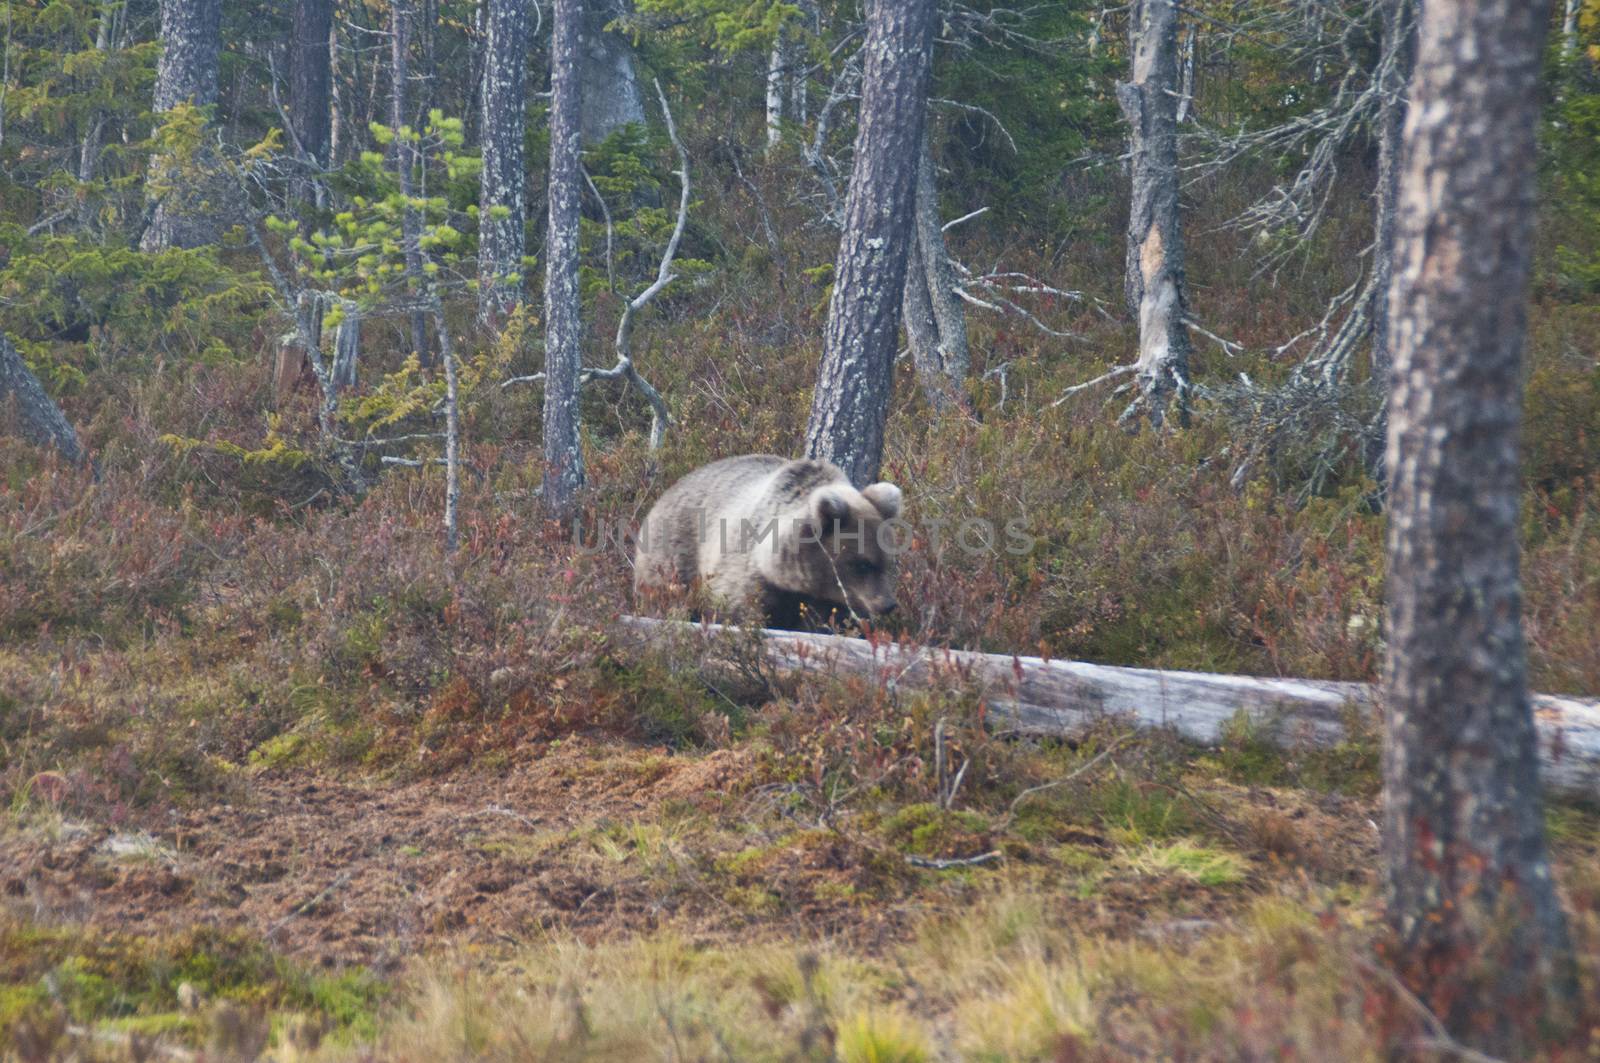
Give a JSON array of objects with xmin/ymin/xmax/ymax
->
[{"xmin": 767, "ymin": 479, "xmax": 903, "ymax": 621}]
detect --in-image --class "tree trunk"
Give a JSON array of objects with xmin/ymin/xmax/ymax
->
[
  {"xmin": 1564, "ymin": 0, "xmax": 1581, "ymax": 58},
  {"xmin": 289, "ymin": 0, "xmax": 333, "ymax": 200},
  {"xmin": 0, "ymin": 335, "xmax": 86, "ymax": 466},
  {"xmin": 766, "ymin": 27, "xmax": 787, "ymax": 151},
  {"xmin": 1370, "ymin": 0, "xmax": 1417, "ymax": 385},
  {"xmin": 900, "ymin": 130, "xmax": 970, "ymax": 411},
  {"xmin": 140, "ymin": 0, "xmax": 223, "ymax": 251},
  {"xmin": 544, "ymin": 0, "xmax": 586, "ymax": 520},
  {"xmin": 331, "ymin": 305, "xmax": 360, "ymax": 392},
  {"xmin": 478, "ymin": 0, "xmax": 532, "ymax": 329},
  {"xmin": 1116, "ymin": 0, "xmax": 1192, "ymax": 429},
  {"xmin": 77, "ymin": 2, "xmax": 120, "ymax": 192},
  {"xmin": 580, "ymin": 0, "xmax": 646, "ymax": 145},
  {"xmin": 390, "ymin": 0, "xmax": 431, "ymax": 368},
  {"xmin": 329, "ymin": 15, "xmax": 344, "ymax": 165},
  {"xmin": 791, "ymin": 0, "xmax": 815, "ymax": 126},
  {"xmin": 432, "ymin": 302, "xmax": 461, "ymax": 552},
  {"xmin": 803, "ymin": 0, "xmax": 936, "ymax": 487},
  {"xmin": 1382, "ymin": 0, "xmax": 1575, "ymax": 1047},
  {"xmin": 1363, "ymin": 0, "xmax": 1416, "ymax": 478}
]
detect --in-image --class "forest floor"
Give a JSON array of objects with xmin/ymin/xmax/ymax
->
[
  {"xmin": 10, "ymin": 701, "xmax": 1600, "ymax": 1060},
  {"xmin": 3, "ymin": 735, "xmax": 1380, "ymax": 970}
]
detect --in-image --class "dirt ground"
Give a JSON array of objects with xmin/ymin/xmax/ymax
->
[
  {"xmin": 1, "ymin": 733, "xmax": 1388, "ymax": 979},
  {"xmin": 3, "ymin": 739, "xmax": 779, "ymax": 969}
]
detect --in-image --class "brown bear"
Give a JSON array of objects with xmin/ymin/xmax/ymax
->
[{"xmin": 633, "ymin": 455, "xmax": 903, "ymax": 630}]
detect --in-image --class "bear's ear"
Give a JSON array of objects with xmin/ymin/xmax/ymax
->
[
  {"xmin": 862, "ymin": 482, "xmax": 902, "ymax": 519},
  {"xmin": 809, "ymin": 486, "xmax": 852, "ymax": 529}
]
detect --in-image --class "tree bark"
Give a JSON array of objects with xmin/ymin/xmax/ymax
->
[
  {"xmin": 289, "ymin": 0, "xmax": 333, "ymax": 196},
  {"xmin": 1364, "ymin": 0, "xmax": 1416, "ymax": 465},
  {"xmin": 331, "ymin": 306, "xmax": 360, "ymax": 392},
  {"xmin": 140, "ymin": 0, "xmax": 223, "ymax": 251},
  {"xmin": 900, "ymin": 130, "xmax": 970, "ymax": 411},
  {"xmin": 766, "ymin": 28, "xmax": 788, "ymax": 151},
  {"xmin": 1382, "ymin": 0, "xmax": 1574, "ymax": 1045},
  {"xmin": 544, "ymin": 0, "xmax": 586, "ymax": 520},
  {"xmin": 1564, "ymin": 0, "xmax": 1581, "ymax": 58},
  {"xmin": 1117, "ymin": 0, "xmax": 1192, "ymax": 429},
  {"xmin": 328, "ymin": 15, "xmax": 344, "ymax": 165},
  {"xmin": 77, "ymin": 2, "xmax": 121, "ymax": 193},
  {"xmin": 1, "ymin": 335, "xmax": 86, "ymax": 466},
  {"xmin": 390, "ymin": 0, "xmax": 431, "ymax": 368},
  {"xmin": 803, "ymin": 0, "xmax": 936, "ymax": 487},
  {"xmin": 1370, "ymin": 0, "xmax": 1415, "ymax": 380},
  {"xmin": 579, "ymin": 0, "xmax": 645, "ymax": 145},
  {"xmin": 478, "ymin": 0, "xmax": 531, "ymax": 329}
]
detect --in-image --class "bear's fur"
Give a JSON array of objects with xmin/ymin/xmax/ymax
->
[{"xmin": 633, "ymin": 455, "xmax": 903, "ymax": 629}]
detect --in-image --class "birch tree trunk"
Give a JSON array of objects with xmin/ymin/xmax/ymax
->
[
  {"xmin": 390, "ymin": 0, "xmax": 431, "ymax": 368},
  {"xmin": 478, "ymin": 0, "xmax": 531, "ymax": 329},
  {"xmin": 1116, "ymin": 0, "xmax": 1192, "ymax": 429},
  {"xmin": 140, "ymin": 0, "xmax": 222, "ymax": 251},
  {"xmin": 1564, "ymin": 0, "xmax": 1581, "ymax": 58},
  {"xmin": 328, "ymin": 16, "xmax": 344, "ymax": 164},
  {"xmin": 579, "ymin": 0, "xmax": 645, "ymax": 145},
  {"xmin": 544, "ymin": 0, "xmax": 586, "ymax": 519},
  {"xmin": 900, "ymin": 130, "xmax": 970, "ymax": 410},
  {"xmin": 1, "ymin": 334, "xmax": 86, "ymax": 466},
  {"xmin": 289, "ymin": 0, "xmax": 333, "ymax": 202},
  {"xmin": 766, "ymin": 28, "xmax": 787, "ymax": 151},
  {"xmin": 1382, "ymin": 0, "xmax": 1575, "ymax": 1045},
  {"xmin": 803, "ymin": 0, "xmax": 936, "ymax": 487}
]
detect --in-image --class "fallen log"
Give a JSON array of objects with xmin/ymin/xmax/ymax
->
[{"xmin": 618, "ymin": 615, "xmax": 1600, "ymax": 800}]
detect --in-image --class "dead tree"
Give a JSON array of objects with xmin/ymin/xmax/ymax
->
[
  {"xmin": 804, "ymin": 0, "xmax": 936, "ymax": 487},
  {"xmin": 501, "ymin": 82, "xmax": 683, "ymax": 451},
  {"xmin": 478, "ymin": 0, "xmax": 532, "ymax": 328},
  {"xmin": 140, "ymin": 0, "xmax": 223, "ymax": 251},
  {"xmin": 1284, "ymin": 0, "xmax": 1416, "ymax": 396},
  {"xmin": 544, "ymin": 0, "xmax": 586, "ymax": 519},
  {"xmin": 1, "ymin": 335, "xmax": 86, "ymax": 466},
  {"xmin": 577, "ymin": 81, "xmax": 684, "ymax": 450},
  {"xmin": 331, "ymin": 305, "xmax": 361, "ymax": 392},
  {"xmin": 901, "ymin": 130, "xmax": 971, "ymax": 411},
  {"xmin": 1116, "ymin": 0, "xmax": 1192, "ymax": 429},
  {"xmin": 1382, "ymin": 0, "xmax": 1575, "ymax": 1045},
  {"xmin": 619, "ymin": 616, "xmax": 1600, "ymax": 801}
]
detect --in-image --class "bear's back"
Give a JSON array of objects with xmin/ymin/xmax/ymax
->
[{"xmin": 632, "ymin": 455, "xmax": 846, "ymax": 596}]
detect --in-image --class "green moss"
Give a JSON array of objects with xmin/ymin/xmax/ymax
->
[
  {"xmin": 249, "ymin": 731, "xmax": 309, "ymax": 768},
  {"xmin": 881, "ymin": 803, "xmax": 993, "ymax": 859},
  {"xmin": 1203, "ymin": 709, "xmax": 1380, "ymax": 797},
  {"xmin": 0, "ymin": 918, "xmax": 388, "ymax": 1051},
  {"xmin": 1087, "ymin": 779, "xmax": 1194, "ymax": 842}
]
